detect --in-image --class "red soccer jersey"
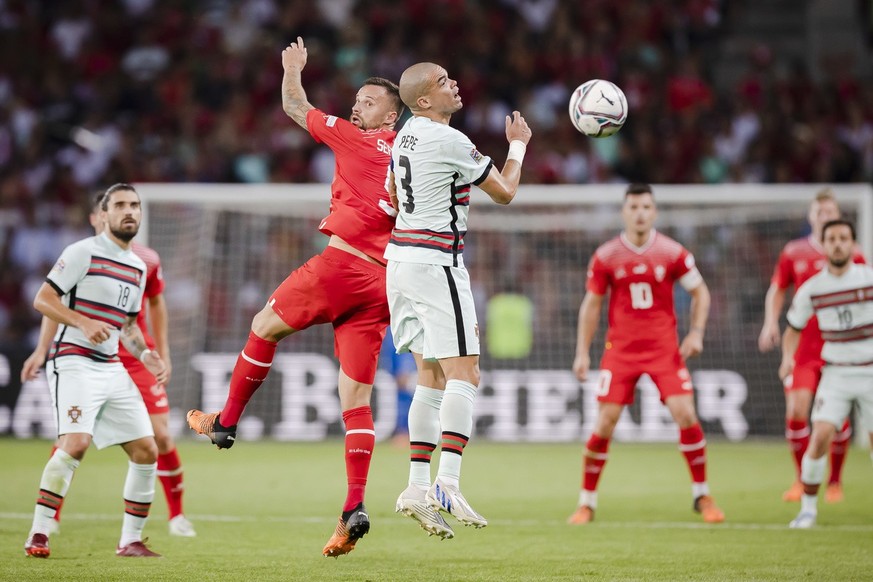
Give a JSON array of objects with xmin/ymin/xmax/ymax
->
[
  {"xmin": 771, "ymin": 235, "xmax": 865, "ymax": 363},
  {"xmin": 118, "ymin": 242, "xmax": 163, "ymax": 365},
  {"xmin": 587, "ymin": 231, "xmax": 701, "ymax": 358},
  {"xmin": 306, "ymin": 109, "xmax": 396, "ymax": 262}
]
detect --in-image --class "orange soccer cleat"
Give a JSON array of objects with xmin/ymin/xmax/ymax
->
[
  {"xmin": 322, "ymin": 504, "xmax": 370, "ymax": 558},
  {"xmin": 186, "ymin": 410, "xmax": 237, "ymax": 449},
  {"xmin": 782, "ymin": 480, "xmax": 803, "ymax": 502},
  {"xmin": 567, "ymin": 505, "xmax": 595, "ymax": 525},
  {"xmin": 824, "ymin": 482, "xmax": 844, "ymax": 504},
  {"xmin": 694, "ymin": 495, "xmax": 725, "ymax": 524}
]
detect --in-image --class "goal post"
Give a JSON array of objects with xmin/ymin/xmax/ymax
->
[{"xmin": 138, "ymin": 183, "xmax": 873, "ymax": 443}]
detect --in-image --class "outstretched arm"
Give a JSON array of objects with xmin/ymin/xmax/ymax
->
[
  {"xmin": 281, "ymin": 36, "xmax": 316, "ymax": 130},
  {"xmin": 477, "ymin": 111, "xmax": 532, "ymax": 205}
]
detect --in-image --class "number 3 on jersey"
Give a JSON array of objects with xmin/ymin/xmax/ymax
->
[
  {"xmin": 397, "ymin": 154, "xmax": 414, "ymax": 214},
  {"xmin": 629, "ymin": 282, "xmax": 653, "ymax": 309}
]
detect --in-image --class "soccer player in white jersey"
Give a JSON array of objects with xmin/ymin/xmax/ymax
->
[
  {"xmin": 23, "ymin": 183, "xmax": 167, "ymax": 559},
  {"xmin": 386, "ymin": 62, "xmax": 532, "ymax": 537},
  {"xmin": 781, "ymin": 219, "xmax": 873, "ymax": 528}
]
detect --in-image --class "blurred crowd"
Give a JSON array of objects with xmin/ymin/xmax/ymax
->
[{"xmin": 1, "ymin": 0, "xmax": 873, "ymax": 344}]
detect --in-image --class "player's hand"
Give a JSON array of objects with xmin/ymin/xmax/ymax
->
[
  {"xmin": 572, "ymin": 352, "xmax": 591, "ymax": 381},
  {"xmin": 757, "ymin": 322, "xmax": 780, "ymax": 352},
  {"xmin": 778, "ymin": 358, "xmax": 794, "ymax": 383},
  {"xmin": 20, "ymin": 351, "xmax": 46, "ymax": 382},
  {"xmin": 80, "ymin": 318, "xmax": 113, "ymax": 345},
  {"xmin": 143, "ymin": 350, "xmax": 169, "ymax": 385},
  {"xmin": 505, "ymin": 111, "xmax": 532, "ymax": 145},
  {"xmin": 679, "ymin": 332, "xmax": 704, "ymax": 359},
  {"xmin": 282, "ymin": 36, "xmax": 308, "ymax": 71}
]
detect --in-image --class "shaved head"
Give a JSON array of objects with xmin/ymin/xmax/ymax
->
[{"xmin": 399, "ymin": 62, "xmax": 441, "ymax": 110}]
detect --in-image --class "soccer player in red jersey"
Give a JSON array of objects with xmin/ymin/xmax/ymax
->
[
  {"xmin": 758, "ymin": 189, "xmax": 865, "ymax": 503},
  {"xmin": 568, "ymin": 184, "xmax": 725, "ymax": 525},
  {"xmin": 186, "ymin": 37, "xmax": 403, "ymax": 558},
  {"xmin": 21, "ymin": 191, "xmax": 196, "ymax": 538}
]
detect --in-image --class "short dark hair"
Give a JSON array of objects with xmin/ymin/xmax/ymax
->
[
  {"xmin": 101, "ymin": 183, "xmax": 138, "ymax": 210},
  {"xmin": 363, "ymin": 76, "xmax": 404, "ymax": 118},
  {"xmin": 821, "ymin": 219, "xmax": 855, "ymax": 242},
  {"xmin": 92, "ymin": 190, "xmax": 105, "ymax": 212},
  {"xmin": 625, "ymin": 183, "xmax": 653, "ymax": 197}
]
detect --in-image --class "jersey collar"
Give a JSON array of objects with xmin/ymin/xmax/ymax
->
[{"xmin": 620, "ymin": 230, "xmax": 657, "ymax": 254}]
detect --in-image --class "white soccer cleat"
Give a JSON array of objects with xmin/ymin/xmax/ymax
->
[
  {"xmin": 789, "ymin": 511, "xmax": 816, "ymax": 529},
  {"xmin": 168, "ymin": 514, "xmax": 197, "ymax": 537},
  {"xmin": 396, "ymin": 484, "xmax": 454, "ymax": 539},
  {"xmin": 426, "ymin": 478, "xmax": 488, "ymax": 528}
]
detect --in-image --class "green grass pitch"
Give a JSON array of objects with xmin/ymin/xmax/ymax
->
[{"xmin": 2, "ymin": 438, "xmax": 871, "ymax": 581}]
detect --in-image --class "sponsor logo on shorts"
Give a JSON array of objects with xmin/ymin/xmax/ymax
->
[{"xmin": 68, "ymin": 405, "xmax": 82, "ymax": 423}]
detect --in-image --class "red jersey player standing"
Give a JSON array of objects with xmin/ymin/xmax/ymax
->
[
  {"xmin": 21, "ymin": 191, "xmax": 195, "ymax": 538},
  {"xmin": 186, "ymin": 37, "xmax": 403, "ymax": 558},
  {"xmin": 758, "ymin": 189, "xmax": 864, "ymax": 503},
  {"xmin": 568, "ymin": 184, "xmax": 725, "ymax": 525}
]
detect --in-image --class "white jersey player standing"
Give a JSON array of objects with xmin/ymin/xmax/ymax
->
[
  {"xmin": 387, "ymin": 61, "xmax": 532, "ymax": 538},
  {"xmin": 24, "ymin": 183, "xmax": 167, "ymax": 559},
  {"xmin": 780, "ymin": 219, "xmax": 873, "ymax": 528}
]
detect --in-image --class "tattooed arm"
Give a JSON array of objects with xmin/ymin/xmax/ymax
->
[
  {"xmin": 121, "ymin": 315, "xmax": 168, "ymax": 384},
  {"xmin": 281, "ymin": 36, "xmax": 316, "ymax": 130}
]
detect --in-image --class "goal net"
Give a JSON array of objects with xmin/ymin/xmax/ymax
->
[{"xmin": 139, "ymin": 183, "xmax": 873, "ymax": 443}]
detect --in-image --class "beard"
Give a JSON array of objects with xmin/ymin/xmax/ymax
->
[
  {"xmin": 110, "ymin": 223, "xmax": 138, "ymax": 242},
  {"xmin": 829, "ymin": 255, "xmax": 850, "ymax": 268}
]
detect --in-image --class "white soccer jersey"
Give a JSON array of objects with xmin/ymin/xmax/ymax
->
[
  {"xmin": 45, "ymin": 233, "xmax": 146, "ymax": 363},
  {"xmin": 787, "ymin": 263, "xmax": 873, "ymax": 365},
  {"xmin": 384, "ymin": 116, "xmax": 494, "ymax": 267}
]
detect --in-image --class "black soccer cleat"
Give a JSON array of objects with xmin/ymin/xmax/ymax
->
[{"xmin": 186, "ymin": 410, "xmax": 237, "ymax": 449}]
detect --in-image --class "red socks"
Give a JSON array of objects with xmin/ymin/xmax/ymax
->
[
  {"xmin": 220, "ymin": 331, "xmax": 278, "ymax": 426},
  {"xmin": 157, "ymin": 449, "xmax": 184, "ymax": 519},
  {"xmin": 829, "ymin": 420, "xmax": 852, "ymax": 484},
  {"xmin": 582, "ymin": 434, "xmax": 610, "ymax": 492},
  {"xmin": 786, "ymin": 419, "xmax": 810, "ymax": 477},
  {"xmin": 679, "ymin": 424, "xmax": 707, "ymax": 483},
  {"xmin": 342, "ymin": 406, "xmax": 375, "ymax": 512}
]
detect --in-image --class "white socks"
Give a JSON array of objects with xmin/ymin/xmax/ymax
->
[
  {"xmin": 437, "ymin": 380, "xmax": 477, "ymax": 486},
  {"xmin": 408, "ymin": 385, "xmax": 443, "ymax": 488},
  {"xmin": 31, "ymin": 449, "xmax": 79, "ymax": 535},
  {"xmin": 119, "ymin": 461, "xmax": 156, "ymax": 547}
]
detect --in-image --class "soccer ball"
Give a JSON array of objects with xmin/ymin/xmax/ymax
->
[{"xmin": 568, "ymin": 80, "xmax": 627, "ymax": 138}]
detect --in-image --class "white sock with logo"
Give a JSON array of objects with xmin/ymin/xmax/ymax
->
[
  {"xmin": 31, "ymin": 449, "xmax": 79, "ymax": 536},
  {"xmin": 119, "ymin": 461, "xmax": 156, "ymax": 547},
  {"xmin": 408, "ymin": 385, "xmax": 443, "ymax": 488}
]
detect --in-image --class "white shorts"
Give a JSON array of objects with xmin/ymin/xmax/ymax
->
[
  {"xmin": 387, "ymin": 261, "xmax": 480, "ymax": 360},
  {"xmin": 811, "ymin": 365, "xmax": 873, "ymax": 431},
  {"xmin": 47, "ymin": 357, "xmax": 154, "ymax": 450}
]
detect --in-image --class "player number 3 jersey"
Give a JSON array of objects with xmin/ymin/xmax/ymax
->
[{"xmin": 384, "ymin": 116, "xmax": 493, "ymax": 268}]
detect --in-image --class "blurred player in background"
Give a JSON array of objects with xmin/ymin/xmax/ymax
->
[
  {"xmin": 24, "ymin": 184, "xmax": 166, "ymax": 558},
  {"xmin": 22, "ymin": 191, "xmax": 195, "ymax": 537},
  {"xmin": 388, "ymin": 61, "xmax": 531, "ymax": 538},
  {"xmin": 186, "ymin": 37, "xmax": 403, "ymax": 558},
  {"xmin": 569, "ymin": 184, "xmax": 724, "ymax": 525},
  {"xmin": 758, "ymin": 190, "xmax": 865, "ymax": 503},
  {"xmin": 780, "ymin": 219, "xmax": 873, "ymax": 528}
]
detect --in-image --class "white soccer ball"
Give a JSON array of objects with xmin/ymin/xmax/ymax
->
[{"xmin": 568, "ymin": 79, "xmax": 628, "ymax": 138}]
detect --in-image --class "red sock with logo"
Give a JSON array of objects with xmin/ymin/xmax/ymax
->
[
  {"xmin": 582, "ymin": 434, "xmax": 610, "ymax": 492},
  {"xmin": 342, "ymin": 406, "xmax": 375, "ymax": 513},
  {"xmin": 679, "ymin": 424, "xmax": 707, "ymax": 483},
  {"xmin": 220, "ymin": 331, "xmax": 278, "ymax": 426},
  {"xmin": 157, "ymin": 449, "xmax": 184, "ymax": 519},
  {"xmin": 786, "ymin": 419, "xmax": 810, "ymax": 477},
  {"xmin": 829, "ymin": 420, "xmax": 852, "ymax": 484}
]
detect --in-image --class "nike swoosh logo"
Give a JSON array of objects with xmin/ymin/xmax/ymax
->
[{"xmin": 227, "ymin": 436, "xmax": 235, "ymax": 441}]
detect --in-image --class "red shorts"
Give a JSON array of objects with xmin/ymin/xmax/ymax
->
[
  {"xmin": 119, "ymin": 355, "xmax": 169, "ymax": 414},
  {"xmin": 784, "ymin": 327, "xmax": 824, "ymax": 392},
  {"xmin": 269, "ymin": 246, "xmax": 389, "ymax": 384},
  {"xmin": 783, "ymin": 357, "xmax": 824, "ymax": 392},
  {"xmin": 597, "ymin": 349, "xmax": 693, "ymax": 405}
]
